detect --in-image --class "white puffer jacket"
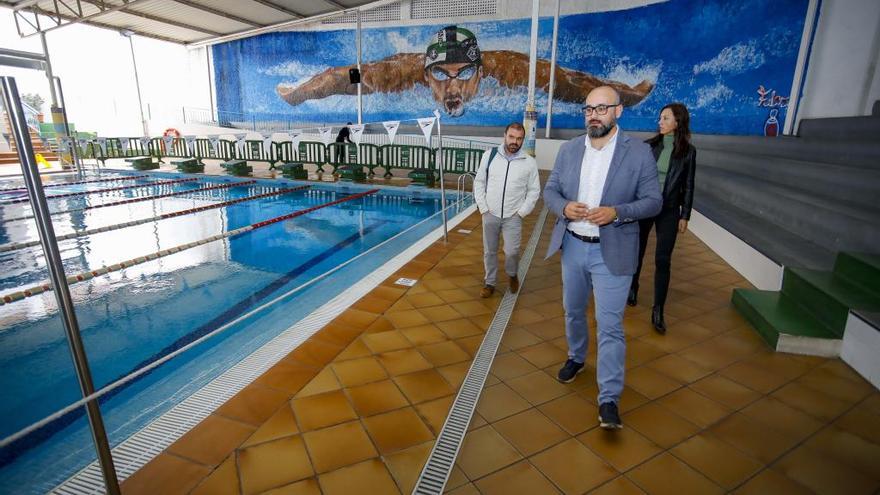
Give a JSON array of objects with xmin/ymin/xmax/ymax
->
[{"xmin": 473, "ymin": 146, "xmax": 541, "ymax": 219}]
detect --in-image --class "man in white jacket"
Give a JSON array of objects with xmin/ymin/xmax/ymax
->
[{"xmin": 473, "ymin": 123, "xmax": 541, "ymax": 297}]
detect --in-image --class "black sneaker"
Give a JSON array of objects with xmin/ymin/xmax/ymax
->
[
  {"xmin": 598, "ymin": 402, "xmax": 623, "ymax": 430},
  {"xmin": 556, "ymin": 359, "xmax": 585, "ymax": 383}
]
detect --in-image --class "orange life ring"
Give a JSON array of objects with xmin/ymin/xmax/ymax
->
[{"xmin": 162, "ymin": 128, "xmax": 181, "ymax": 138}]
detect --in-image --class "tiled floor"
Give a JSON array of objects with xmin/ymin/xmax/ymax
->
[{"xmin": 120, "ymin": 200, "xmax": 880, "ymax": 495}]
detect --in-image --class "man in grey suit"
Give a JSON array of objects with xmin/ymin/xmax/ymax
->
[{"xmin": 544, "ymin": 86, "xmax": 662, "ymax": 429}]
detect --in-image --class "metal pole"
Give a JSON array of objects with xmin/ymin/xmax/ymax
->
[
  {"xmin": 206, "ymin": 47, "xmax": 216, "ymax": 122},
  {"xmin": 124, "ymin": 32, "xmax": 149, "ymax": 137},
  {"xmin": 526, "ymin": 0, "xmax": 540, "ymax": 106},
  {"xmin": 545, "ymin": 0, "xmax": 560, "ymax": 138},
  {"xmin": 1, "ymin": 76, "xmax": 121, "ymax": 495},
  {"xmin": 40, "ymin": 33, "xmax": 58, "ymax": 108},
  {"xmin": 434, "ymin": 113, "xmax": 448, "ymax": 242},
  {"xmin": 356, "ymin": 10, "xmax": 363, "ymax": 125},
  {"xmin": 53, "ymin": 76, "xmax": 83, "ymax": 176}
]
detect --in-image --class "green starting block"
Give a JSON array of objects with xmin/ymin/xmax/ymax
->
[
  {"xmin": 407, "ymin": 169, "xmax": 435, "ymax": 187},
  {"xmin": 125, "ymin": 156, "xmax": 158, "ymax": 171},
  {"xmin": 172, "ymin": 157, "xmax": 204, "ymax": 173},
  {"xmin": 338, "ymin": 165, "xmax": 366, "ymax": 182},
  {"xmin": 279, "ymin": 162, "xmax": 308, "ymax": 180},
  {"xmin": 221, "ymin": 159, "xmax": 252, "ymax": 177}
]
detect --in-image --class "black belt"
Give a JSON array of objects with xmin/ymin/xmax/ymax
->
[{"xmin": 568, "ymin": 230, "xmax": 600, "ymax": 243}]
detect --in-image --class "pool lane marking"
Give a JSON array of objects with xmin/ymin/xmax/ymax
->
[
  {"xmin": 1, "ymin": 179, "xmax": 258, "ymax": 223},
  {"xmin": 0, "ymin": 174, "xmax": 148, "ymax": 194},
  {"xmin": 0, "ymin": 177, "xmax": 199, "ymax": 205},
  {"xmin": 0, "ymin": 188, "xmax": 380, "ymax": 306},
  {"xmin": 0, "ymin": 184, "xmax": 310, "ymax": 254}
]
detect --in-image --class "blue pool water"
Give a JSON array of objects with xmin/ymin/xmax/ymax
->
[{"xmin": 0, "ymin": 170, "xmax": 471, "ymax": 493}]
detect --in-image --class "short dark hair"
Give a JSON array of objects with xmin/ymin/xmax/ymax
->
[{"xmin": 504, "ymin": 122, "xmax": 525, "ymax": 134}]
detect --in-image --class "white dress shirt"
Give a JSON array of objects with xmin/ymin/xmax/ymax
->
[{"xmin": 568, "ymin": 129, "xmax": 619, "ymax": 237}]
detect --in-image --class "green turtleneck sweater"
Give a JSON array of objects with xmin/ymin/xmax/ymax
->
[{"xmin": 657, "ymin": 134, "xmax": 674, "ymax": 190}]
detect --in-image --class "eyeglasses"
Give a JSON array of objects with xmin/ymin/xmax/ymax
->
[
  {"xmin": 429, "ymin": 64, "xmax": 478, "ymax": 82},
  {"xmin": 582, "ymin": 103, "xmax": 621, "ymax": 116}
]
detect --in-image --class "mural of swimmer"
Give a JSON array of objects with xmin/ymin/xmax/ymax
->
[{"xmin": 277, "ymin": 25, "xmax": 655, "ymax": 117}]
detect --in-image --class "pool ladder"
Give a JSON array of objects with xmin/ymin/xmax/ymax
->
[{"xmin": 456, "ymin": 172, "xmax": 476, "ymax": 199}]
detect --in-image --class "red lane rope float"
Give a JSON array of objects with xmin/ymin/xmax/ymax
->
[
  {"xmin": 0, "ymin": 177, "xmax": 199, "ymax": 205},
  {"xmin": 162, "ymin": 128, "xmax": 181, "ymax": 138},
  {"xmin": 0, "ymin": 184, "xmax": 311, "ymax": 254},
  {"xmin": 3, "ymin": 180, "xmax": 257, "ymax": 223},
  {"xmin": 0, "ymin": 188, "xmax": 378, "ymax": 306},
  {"xmin": 0, "ymin": 174, "xmax": 149, "ymax": 194}
]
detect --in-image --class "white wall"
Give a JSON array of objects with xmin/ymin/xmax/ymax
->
[{"xmin": 796, "ymin": 0, "xmax": 880, "ymax": 120}]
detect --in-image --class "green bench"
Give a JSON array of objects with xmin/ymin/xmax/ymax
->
[
  {"xmin": 338, "ymin": 165, "xmax": 367, "ymax": 182},
  {"xmin": 279, "ymin": 162, "xmax": 308, "ymax": 180},
  {"xmin": 125, "ymin": 156, "xmax": 158, "ymax": 171},
  {"xmin": 172, "ymin": 157, "xmax": 204, "ymax": 173},
  {"xmin": 221, "ymin": 159, "xmax": 252, "ymax": 177},
  {"xmin": 408, "ymin": 169, "xmax": 436, "ymax": 187}
]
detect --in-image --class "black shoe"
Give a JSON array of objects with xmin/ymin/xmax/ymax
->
[
  {"xmin": 598, "ymin": 402, "xmax": 623, "ymax": 430},
  {"xmin": 556, "ymin": 359, "xmax": 585, "ymax": 383},
  {"xmin": 627, "ymin": 288, "xmax": 638, "ymax": 307},
  {"xmin": 652, "ymin": 306, "xmax": 666, "ymax": 334}
]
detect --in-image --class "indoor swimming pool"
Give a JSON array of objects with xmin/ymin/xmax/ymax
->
[{"xmin": 0, "ymin": 170, "xmax": 472, "ymax": 493}]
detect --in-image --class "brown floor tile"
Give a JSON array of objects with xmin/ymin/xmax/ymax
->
[
  {"xmin": 417, "ymin": 305, "xmax": 465, "ymax": 324},
  {"xmin": 455, "ymin": 334, "xmax": 484, "ymax": 356},
  {"xmin": 346, "ymin": 379, "xmax": 409, "ymax": 417},
  {"xmin": 451, "ymin": 300, "xmax": 496, "ymax": 317},
  {"xmin": 456, "ymin": 425, "xmax": 523, "ymax": 480},
  {"xmin": 422, "ymin": 278, "xmax": 458, "ymax": 291},
  {"xmin": 121, "ymin": 453, "xmax": 211, "ymax": 495},
  {"xmin": 506, "ymin": 370, "xmax": 571, "ymax": 406},
  {"xmin": 645, "ymin": 353, "xmax": 713, "ymax": 384},
  {"xmin": 261, "ymin": 478, "xmax": 322, "ymax": 494},
  {"xmin": 400, "ymin": 323, "xmax": 448, "ymax": 345},
  {"xmin": 657, "ymin": 388, "xmax": 732, "ymax": 428},
  {"xmin": 493, "ymin": 409, "xmax": 568, "ymax": 456},
  {"xmin": 530, "ymin": 438, "xmax": 618, "ymax": 494},
  {"xmin": 318, "ymin": 458, "xmax": 400, "ymax": 495},
  {"xmin": 295, "ymin": 367, "xmax": 341, "ymax": 398},
  {"xmin": 835, "ymin": 405, "xmax": 880, "ymax": 445},
  {"xmin": 238, "ymin": 436, "xmax": 314, "ymax": 494},
  {"xmin": 625, "ymin": 366, "xmax": 684, "ymax": 400},
  {"xmin": 446, "ymin": 483, "xmax": 480, "ymax": 494},
  {"xmin": 796, "ymin": 365, "xmax": 874, "ymax": 404},
  {"xmin": 708, "ymin": 413, "xmax": 798, "ymax": 464},
  {"xmin": 771, "ymin": 381, "xmax": 852, "ymax": 422},
  {"xmin": 388, "ymin": 298, "xmax": 417, "ymax": 313},
  {"xmin": 437, "ymin": 288, "xmax": 474, "ymax": 304},
  {"xmin": 353, "ymin": 295, "xmax": 396, "ymax": 314},
  {"xmin": 509, "ymin": 307, "xmax": 548, "ymax": 326},
  {"xmin": 445, "ymin": 465, "xmax": 470, "ymax": 492},
  {"xmin": 242, "ymin": 403, "xmax": 299, "ymax": 448},
  {"xmin": 625, "ymin": 340, "xmax": 668, "ymax": 369},
  {"xmin": 527, "ymin": 317, "xmax": 566, "ymax": 341},
  {"xmin": 363, "ymin": 407, "xmax": 434, "ymax": 454},
  {"xmin": 733, "ymin": 468, "xmax": 814, "ymax": 495},
  {"xmin": 291, "ymin": 390, "xmax": 357, "ymax": 431},
  {"xmin": 476, "ymin": 382, "xmax": 532, "ymax": 423},
  {"xmin": 500, "ymin": 326, "xmax": 544, "ymax": 350},
  {"xmin": 614, "ymin": 386, "xmax": 650, "ymax": 413},
  {"xmin": 190, "ymin": 456, "xmax": 238, "ymax": 495},
  {"xmin": 386, "ymin": 309, "xmax": 431, "ymax": 328},
  {"xmin": 627, "ymin": 452, "xmax": 723, "ymax": 495},
  {"xmin": 624, "ymin": 403, "xmax": 700, "ymax": 449},
  {"xmin": 384, "ymin": 441, "xmax": 433, "ymax": 494},
  {"xmin": 538, "ymin": 392, "xmax": 601, "ymax": 436},
  {"xmin": 302, "ymin": 420, "xmax": 378, "ymax": 473},
  {"xmin": 414, "ymin": 395, "xmax": 455, "ymax": 434},
  {"xmin": 474, "ymin": 460, "xmax": 561, "ymax": 495},
  {"xmin": 689, "ymin": 374, "xmax": 762, "ymax": 409},
  {"xmin": 363, "ymin": 330, "xmax": 413, "ymax": 354},
  {"xmin": 775, "ymin": 444, "xmax": 879, "ymax": 495},
  {"xmin": 167, "ymin": 413, "xmax": 255, "ymax": 466},
  {"xmin": 802, "ymin": 425, "xmax": 880, "ymax": 481},
  {"xmin": 588, "ymin": 476, "xmax": 647, "ymax": 495},
  {"xmin": 253, "ymin": 361, "xmax": 317, "ymax": 395},
  {"xmin": 671, "ymin": 433, "xmax": 763, "ymax": 489},
  {"xmin": 332, "ymin": 356, "xmax": 388, "ymax": 387},
  {"xmin": 406, "ymin": 292, "xmax": 446, "ymax": 308},
  {"xmin": 720, "ymin": 360, "xmax": 794, "ymax": 394},
  {"xmin": 377, "ymin": 348, "xmax": 434, "ymax": 376},
  {"xmin": 418, "ymin": 340, "xmax": 471, "ymax": 367},
  {"xmin": 393, "ymin": 368, "xmax": 456, "ymax": 404},
  {"xmin": 577, "ymin": 424, "xmax": 663, "ymax": 473},
  {"xmin": 518, "ymin": 342, "xmax": 568, "ymax": 369},
  {"xmin": 335, "ymin": 338, "xmax": 372, "ymax": 361},
  {"xmin": 366, "ymin": 316, "xmax": 396, "ymax": 334},
  {"xmin": 739, "ymin": 396, "xmax": 824, "ymax": 441},
  {"xmin": 215, "ymin": 385, "xmax": 291, "ymax": 427},
  {"xmin": 436, "ymin": 361, "xmax": 471, "ymax": 389},
  {"xmin": 436, "ymin": 318, "xmax": 484, "ymax": 339},
  {"xmin": 491, "ymin": 352, "xmax": 540, "ymax": 380},
  {"xmin": 284, "ymin": 338, "xmax": 343, "ymax": 368},
  {"xmin": 371, "ymin": 285, "xmax": 407, "ymax": 302},
  {"xmin": 318, "ymin": 321, "xmax": 364, "ymax": 347}
]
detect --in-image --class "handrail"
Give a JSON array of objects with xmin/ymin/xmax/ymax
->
[{"xmin": 457, "ymin": 171, "xmax": 476, "ymax": 199}]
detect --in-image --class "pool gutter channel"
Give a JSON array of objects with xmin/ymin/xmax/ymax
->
[{"xmin": 52, "ymin": 199, "xmax": 478, "ymax": 495}]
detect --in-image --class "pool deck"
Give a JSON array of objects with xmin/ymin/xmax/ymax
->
[{"xmin": 115, "ymin": 190, "xmax": 879, "ymax": 494}]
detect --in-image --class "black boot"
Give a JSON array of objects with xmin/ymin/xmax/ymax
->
[
  {"xmin": 651, "ymin": 306, "xmax": 666, "ymax": 334},
  {"xmin": 627, "ymin": 287, "xmax": 638, "ymax": 307}
]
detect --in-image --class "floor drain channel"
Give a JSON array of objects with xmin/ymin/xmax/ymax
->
[{"xmin": 412, "ymin": 207, "xmax": 549, "ymax": 495}]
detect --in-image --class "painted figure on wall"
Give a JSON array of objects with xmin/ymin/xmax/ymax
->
[{"xmin": 277, "ymin": 25, "xmax": 655, "ymax": 117}]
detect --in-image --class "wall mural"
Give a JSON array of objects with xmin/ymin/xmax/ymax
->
[{"xmin": 213, "ymin": 0, "xmax": 809, "ymax": 135}]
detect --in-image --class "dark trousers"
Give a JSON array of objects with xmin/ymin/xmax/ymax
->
[{"xmin": 632, "ymin": 205, "xmax": 680, "ymax": 308}]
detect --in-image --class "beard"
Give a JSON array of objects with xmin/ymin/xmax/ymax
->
[
  {"xmin": 505, "ymin": 142, "xmax": 521, "ymax": 154},
  {"xmin": 587, "ymin": 121, "xmax": 615, "ymax": 138}
]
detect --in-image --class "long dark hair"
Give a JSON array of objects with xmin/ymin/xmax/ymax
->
[{"xmin": 647, "ymin": 102, "xmax": 691, "ymax": 159}]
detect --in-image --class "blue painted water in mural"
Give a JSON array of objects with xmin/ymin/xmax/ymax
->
[{"xmin": 214, "ymin": 0, "xmax": 809, "ymax": 135}]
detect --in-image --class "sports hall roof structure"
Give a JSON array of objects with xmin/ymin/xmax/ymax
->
[{"xmin": 1, "ymin": 0, "xmax": 397, "ymax": 47}]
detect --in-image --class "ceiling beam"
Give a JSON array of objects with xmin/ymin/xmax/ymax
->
[
  {"xmin": 247, "ymin": 0, "xmax": 303, "ymax": 19},
  {"xmin": 77, "ymin": 0, "xmax": 225, "ymax": 36},
  {"xmin": 320, "ymin": 0, "xmax": 346, "ymax": 10},
  {"xmin": 13, "ymin": 0, "xmax": 156, "ymax": 37},
  {"xmin": 170, "ymin": 0, "xmax": 264, "ymax": 28}
]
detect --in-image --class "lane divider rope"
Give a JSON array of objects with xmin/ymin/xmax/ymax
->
[
  {"xmin": 0, "ymin": 177, "xmax": 199, "ymax": 205},
  {"xmin": 0, "ymin": 174, "xmax": 148, "ymax": 194}
]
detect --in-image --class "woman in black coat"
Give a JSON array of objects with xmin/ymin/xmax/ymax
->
[{"xmin": 628, "ymin": 102, "xmax": 696, "ymax": 334}]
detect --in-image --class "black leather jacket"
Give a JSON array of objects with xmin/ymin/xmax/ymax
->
[{"xmin": 650, "ymin": 141, "xmax": 696, "ymax": 220}]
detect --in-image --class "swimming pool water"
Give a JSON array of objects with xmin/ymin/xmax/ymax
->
[{"xmin": 0, "ymin": 170, "xmax": 471, "ymax": 493}]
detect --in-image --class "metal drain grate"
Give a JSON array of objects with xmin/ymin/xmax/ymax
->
[{"xmin": 412, "ymin": 207, "xmax": 549, "ymax": 494}]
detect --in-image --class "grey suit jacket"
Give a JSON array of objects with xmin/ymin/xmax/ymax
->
[{"xmin": 543, "ymin": 132, "xmax": 662, "ymax": 275}]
